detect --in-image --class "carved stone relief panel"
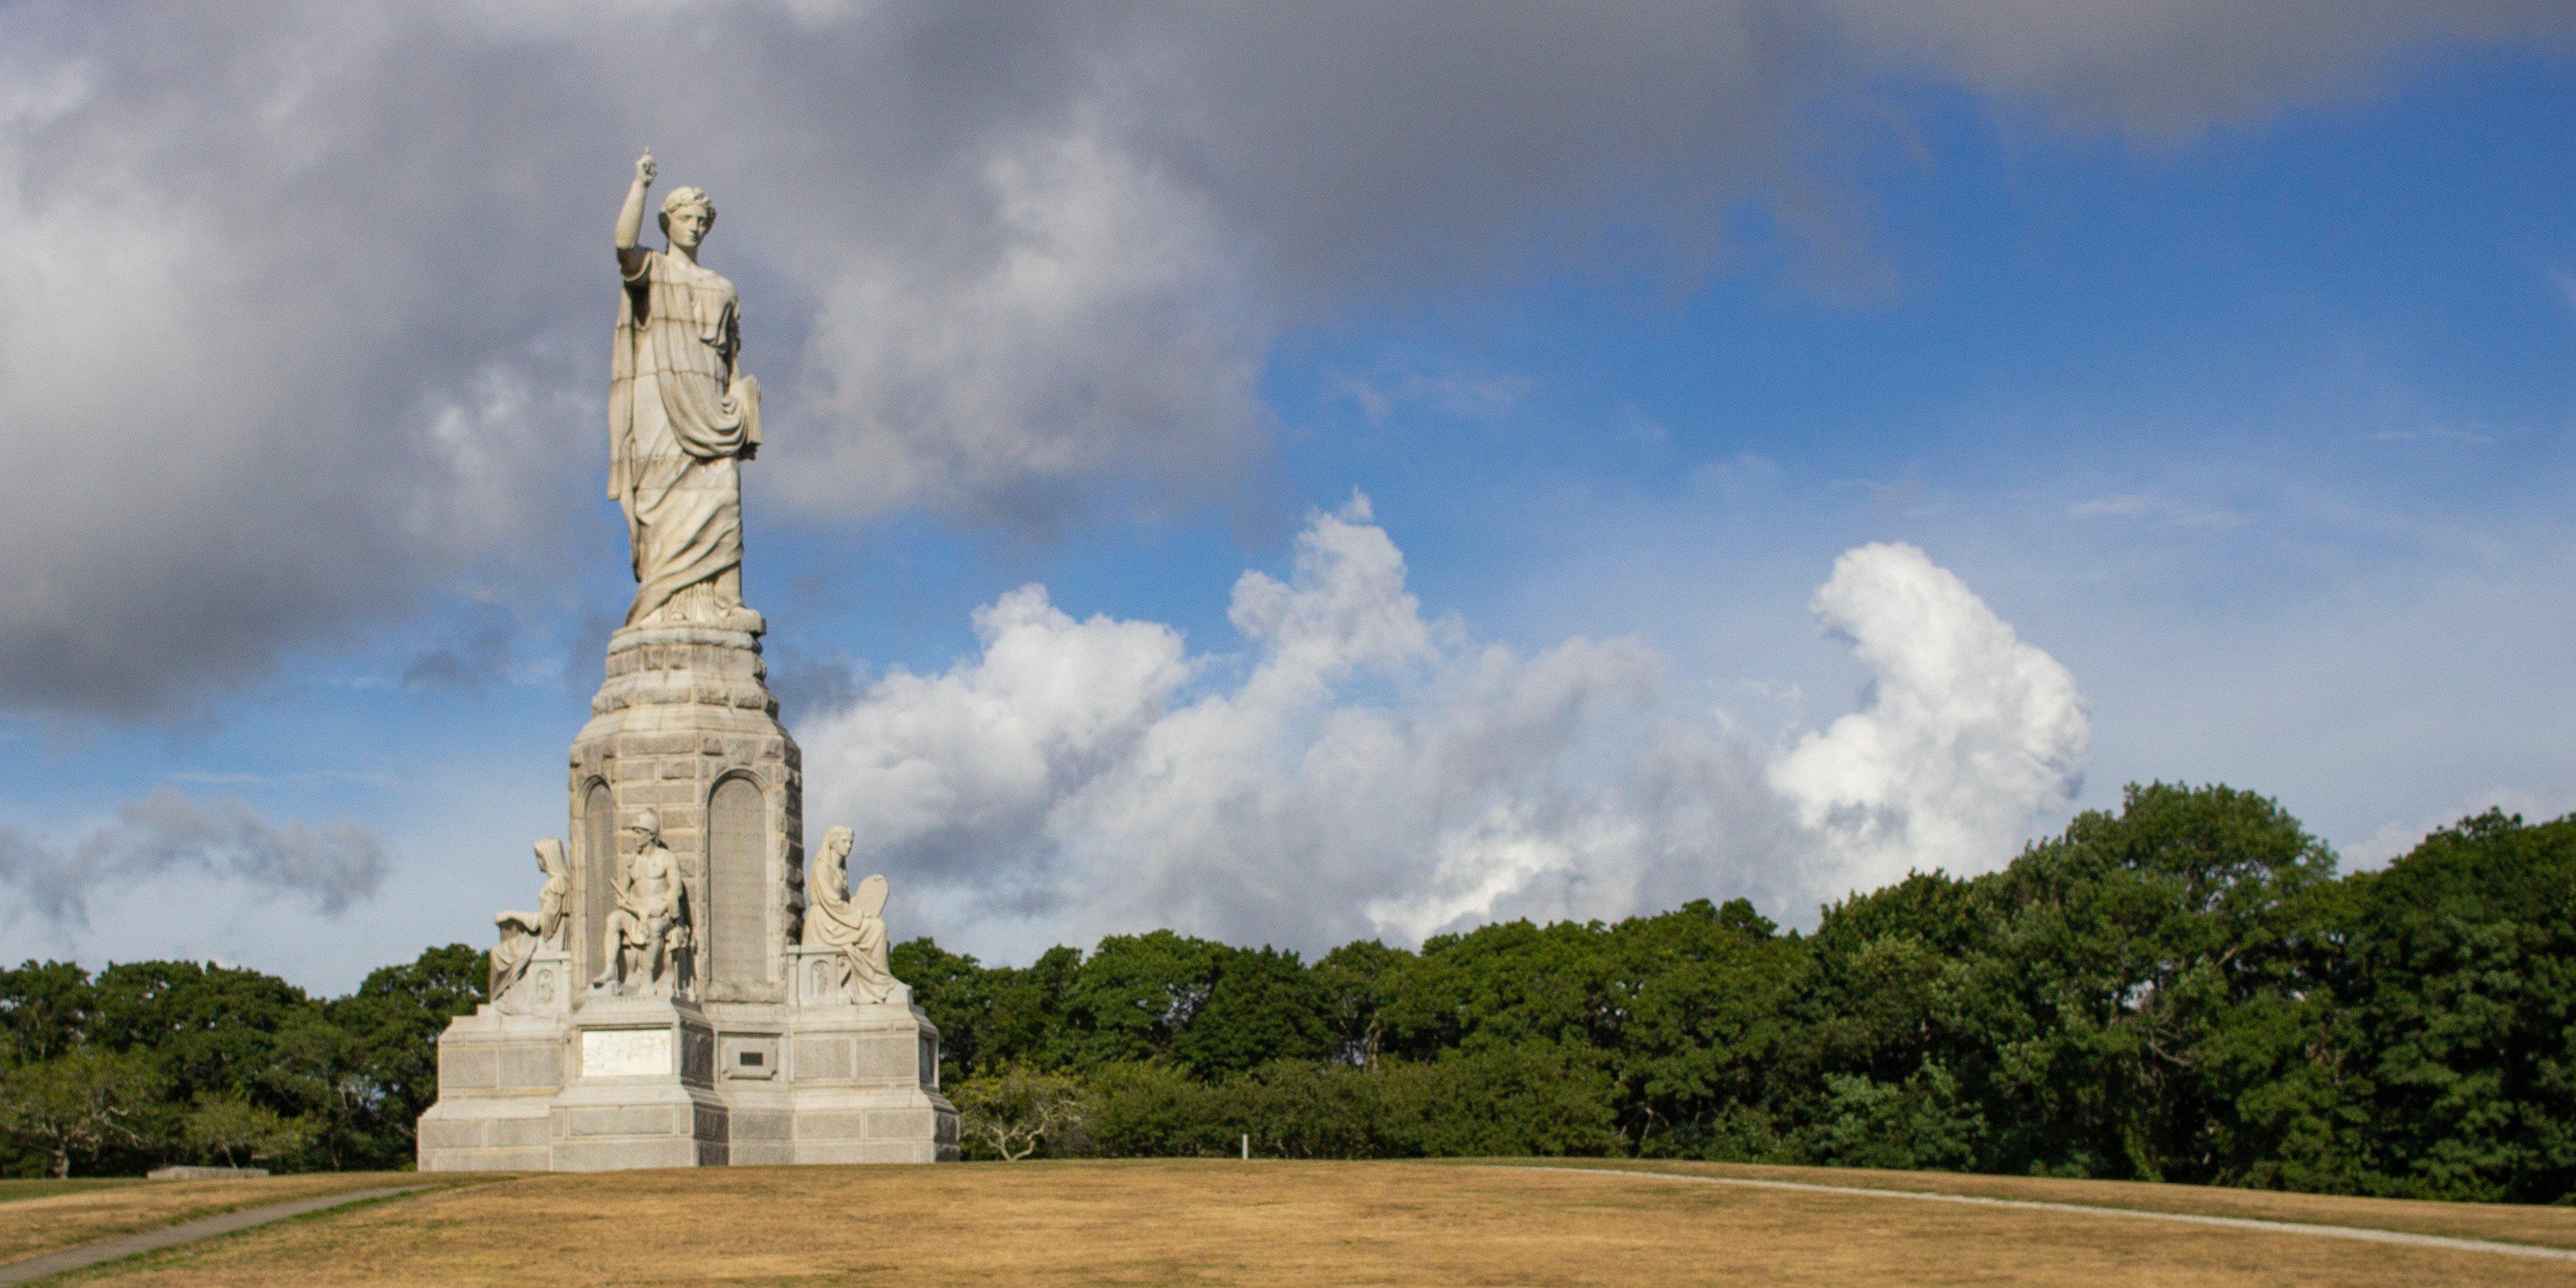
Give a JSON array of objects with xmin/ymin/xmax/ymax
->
[{"xmin": 708, "ymin": 775, "xmax": 766, "ymax": 987}]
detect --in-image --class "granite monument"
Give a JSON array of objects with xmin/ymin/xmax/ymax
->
[{"xmin": 416, "ymin": 153, "xmax": 959, "ymax": 1170}]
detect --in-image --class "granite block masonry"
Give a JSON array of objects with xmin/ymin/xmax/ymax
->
[{"xmin": 417, "ymin": 152, "xmax": 957, "ymax": 1170}]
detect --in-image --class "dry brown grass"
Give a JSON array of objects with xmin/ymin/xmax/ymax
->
[
  {"xmin": 0, "ymin": 1172, "xmax": 433, "ymax": 1263},
  {"xmin": 71, "ymin": 1160, "xmax": 2576, "ymax": 1287},
  {"xmin": 1519, "ymin": 1158, "xmax": 2576, "ymax": 1252},
  {"xmin": 0, "ymin": 1179, "xmax": 146, "ymax": 1205}
]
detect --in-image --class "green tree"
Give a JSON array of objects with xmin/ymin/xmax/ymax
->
[
  {"xmin": 1590, "ymin": 898, "xmax": 1799, "ymax": 1159},
  {"xmin": 0, "ymin": 1048, "xmax": 163, "ymax": 1177},
  {"xmin": 2321, "ymin": 810, "xmax": 2576, "ymax": 1201},
  {"xmin": 979, "ymin": 946, "xmax": 1085, "ymax": 1072},
  {"xmin": 182, "ymin": 1091, "xmax": 315, "ymax": 1169},
  {"xmin": 1170, "ymin": 946, "xmax": 1336, "ymax": 1078},
  {"xmin": 951, "ymin": 1065, "xmax": 1088, "ymax": 1161},
  {"xmin": 891, "ymin": 938, "xmax": 994, "ymax": 1081},
  {"xmin": 1979, "ymin": 782, "xmax": 2341, "ymax": 1183},
  {"xmin": 1227, "ymin": 1060, "xmax": 1393, "ymax": 1158},
  {"xmin": 1381, "ymin": 1045, "xmax": 1622, "ymax": 1157},
  {"xmin": 0, "ymin": 961, "xmax": 98, "ymax": 1065},
  {"xmin": 1376, "ymin": 919, "xmax": 1618, "ymax": 1061},
  {"xmin": 1799, "ymin": 1063, "xmax": 1986, "ymax": 1170},
  {"xmin": 322, "ymin": 944, "xmax": 484, "ymax": 1168},
  {"xmin": 1312, "ymin": 939, "xmax": 1411, "ymax": 1068},
  {"xmin": 1067, "ymin": 931, "xmax": 1226, "ymax": 1067},
  {"xmin": 90, "ymin": 960, "xmax": 322, "ymax": 1110},
  {"xmin": 894, "ymin": 938, "xmax": 1085, "ymax": 1081},
  {"xmin": 1785, "ymin": 782, "xmax": 2349, "ymax": 1183},
  {"xmin": 1085, "ymin": 1062, "xmax": 1228, "ymax": 1158},
  {"xmin": 1789, "ymin": 873, "xmax": 1994, "ymax": 1168}
]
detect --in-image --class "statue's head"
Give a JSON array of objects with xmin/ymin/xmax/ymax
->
[
  {"xmin": 658, "ymin": 186, "xmax": 714, "ymax": 251},
  {"xmin": 631, "ymin": 809, "xmax": 662, "ymax": 842}
]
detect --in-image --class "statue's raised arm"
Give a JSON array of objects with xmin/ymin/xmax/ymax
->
[
  {"xmin": 615, "ymin": 151, "xmax": 654, "ymax": 274},
  {"xmin": 607, "ymin": 151, "xmax": 762, "ymax": 634}
]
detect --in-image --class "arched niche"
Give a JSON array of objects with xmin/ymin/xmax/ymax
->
[
  {"xmin": 706, "ymin": 773, "xmax": 768, "ymax": 987},
  {"xmin": 580, "ymin": 780, "xmax": 615, "ymax": 984}
]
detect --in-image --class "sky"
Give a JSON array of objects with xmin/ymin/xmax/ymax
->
[{"xmin": 3, "ymin": 3, "xmax": 2574, "ymax": 993}]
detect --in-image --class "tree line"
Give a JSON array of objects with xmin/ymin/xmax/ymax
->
[
  {"xmin": 917, "ymin": 784, "xmax": 2576, "ymax": 1203},
  {"xmin": 5, "ymin": 782, "xmax": 2571, "ymax": 1202},
  {"xmin": 0, "ymin": 947, "xmax": 480, "ymax": 1176}
]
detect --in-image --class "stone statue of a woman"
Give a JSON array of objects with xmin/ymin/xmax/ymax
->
[
  {"xmin": 612, "ymin": 151, "xmax": 762, "ymax": 631},
  {"xmin": 806, "ymin": 826, "xmax": 897, "ymax": 1003},
  {"xmin": 489, "ymin": 838, "xmax": 571, "ymax": 1003}
]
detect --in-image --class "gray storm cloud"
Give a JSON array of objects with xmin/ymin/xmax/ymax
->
[
  {"xmin": 0, "ymin": 786, "xmax": 389, "ymax": 930},
  {"xmin": 1, "ymin": 1, "xmax": 2566, "ymax": 717},
  {"xmin": 799, "ymin": 499, "xmax": 2087, "ymax": 959}
]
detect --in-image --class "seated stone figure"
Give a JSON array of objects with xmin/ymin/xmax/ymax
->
[
  {"xmin": 805, "ymin": 826, "xmax": 897, "ymax": 1003},
  {"xmin": 591, "ymin": 810, "xmax": 693, "ymax": 997},
  {"xmin": 490, "ymin": 838, "xmax": 571, "ymax": 1003}
]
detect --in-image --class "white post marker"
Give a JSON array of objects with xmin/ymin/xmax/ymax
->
[{"xmin": 1241, "ymin": 1133, "xmax": 1249, "ymax": 1161}]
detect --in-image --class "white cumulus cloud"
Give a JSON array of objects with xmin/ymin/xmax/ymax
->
[
  {"xmin": 1768, "ymin": 543, "xmax": 2090, "ymax": 897},
  {"xmin": 5, "ymin": 3, "xmax": 2565, "ymax": 717},
  {"xmin": 801, "ymin": 500, "xmax": 2089, "ymax": 958}
]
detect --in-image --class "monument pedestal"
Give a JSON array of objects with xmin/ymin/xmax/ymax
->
[
  {"xmin": 419, "ymin": 622, "xmax": 957, "ymax": 1170},
  {"xmin": 548, "ymin": 994, "xmax": 728, "ymax": 1171},
  {"xmin": 784, "ymin": 951, "xmax": 958, "ymax": 1163},
  {"xmin": 416, "ymin": 1010, "xmax": 567, "ymax": 1172}
]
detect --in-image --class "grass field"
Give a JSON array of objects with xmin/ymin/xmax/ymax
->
[
  {"xmin": 0, "ymin": 1172, "xmax": 428, "ymax": 1265},
  {"xmin": 24, "ymin": 1159, "xmax": 2571, "ymax": 1286},
  {"xmin": 1529, "ymin": 1159, "xmax": 2576, "ymax": 1252},
  {"xmin": 0, "ymin": 1180, "xmax": 147, "ymax": 1206}
]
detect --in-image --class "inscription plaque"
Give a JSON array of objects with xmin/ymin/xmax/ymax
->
[{"xmin": 582, "ymin": 1027, "xmax": 674, "ymax": 1078}]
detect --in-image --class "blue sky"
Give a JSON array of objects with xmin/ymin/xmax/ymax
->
[{"xmin": 3, "ymin": 8, "xmax": 2573, "ymax": 991}]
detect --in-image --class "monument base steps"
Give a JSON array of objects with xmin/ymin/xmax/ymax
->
[{"xmin": 420, "ymin": 992, "xmax": 956, "ymax": 1169}]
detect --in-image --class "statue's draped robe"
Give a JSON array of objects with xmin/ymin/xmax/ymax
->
[
  {"xmin": 808, "ymin": 860, "xmax": 894, "ymax": 1001},
  {"xmin": 489, "ymin": 915, "xmax": 539, "ymax": 1001},
  {"xmin": 611, "ymin": 248, "xmax": 760, "ymax": 626},
  {"xmin": 489, "ymin": 868, "xmax": 567, "ymax": 1000}
]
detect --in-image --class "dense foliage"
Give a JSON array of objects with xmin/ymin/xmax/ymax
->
[
  {"xmin": 0, "ymin": 945, "xmax": 482, "ymax": 1176},
  {"xmin": 908, "ymin": 785, "xmax": 2576, "ymax": 1202},
  {"xmin": 6, "ymin": 782, "xmax": 2571, "ymax": 1202}
]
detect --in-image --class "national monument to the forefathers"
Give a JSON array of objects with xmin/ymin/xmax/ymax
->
[{"xmin": 417, "ymin": 155, "xmax": 959, "ymax": 1169}]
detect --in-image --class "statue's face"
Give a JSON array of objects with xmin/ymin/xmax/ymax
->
[{"xmin": 667, "ymin": 205, "xmax": 712, "ymax": 250}]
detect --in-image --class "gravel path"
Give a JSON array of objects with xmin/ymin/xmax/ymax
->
[{"xmin": 0, "ymin": 1185, "xmax": 431, "ymax": 1285}]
